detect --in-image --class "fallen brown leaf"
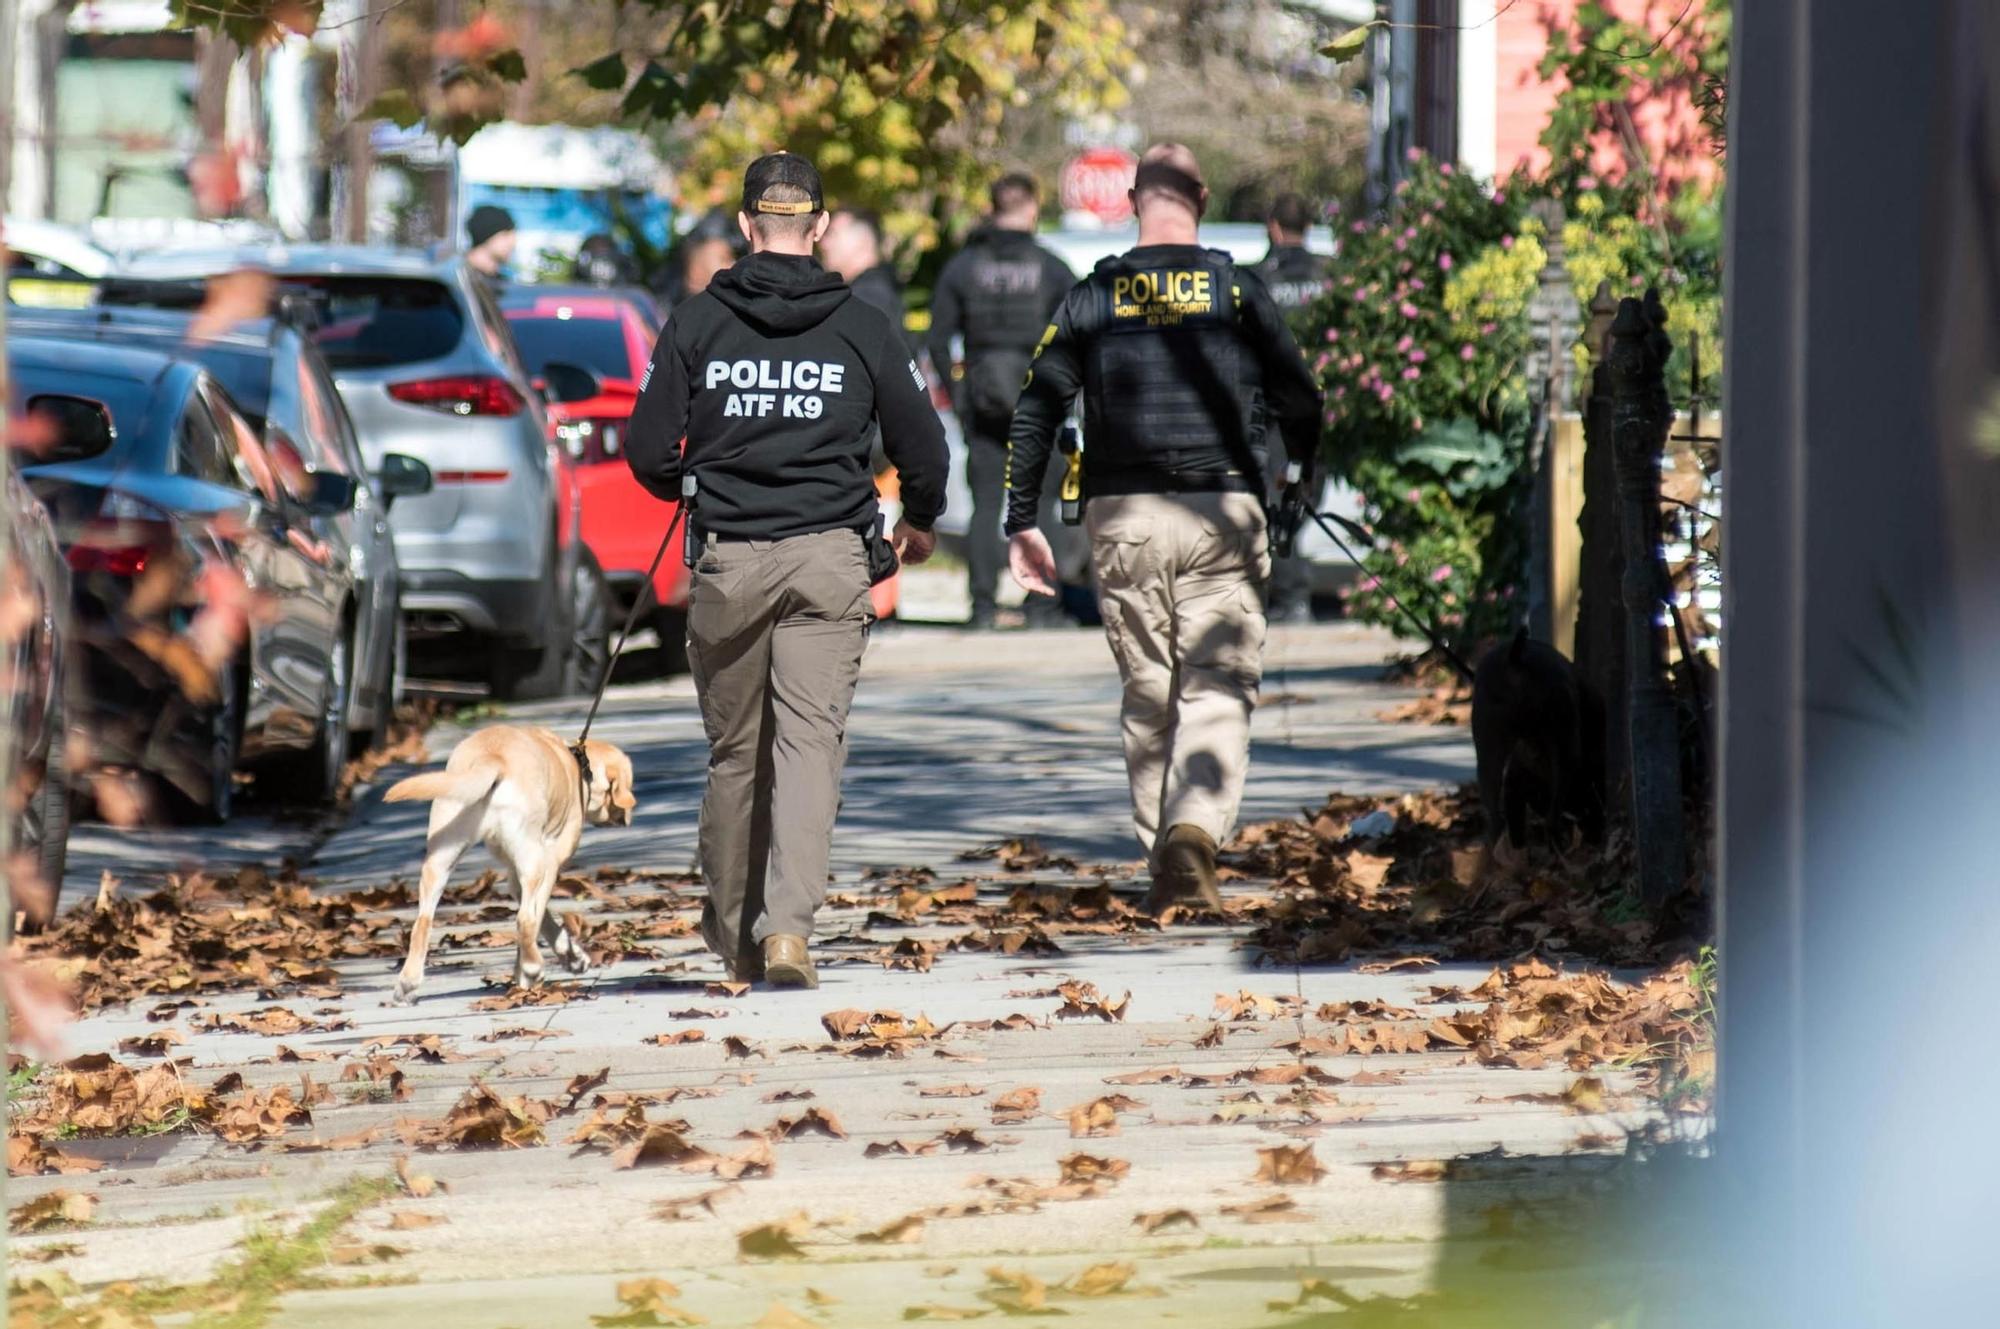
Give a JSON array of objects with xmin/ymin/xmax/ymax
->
[
  {"xmin": 9, "ymin": 1189, "xmax": 96, "ymax": 1232},
  {"xmin": 738, "ymin": 1212, "xmax": 812, "ymax": 1259},
  {"xmin": 1133, "ymin": 1208, "xmax": 1199, "ymax": 1235},
  {"xmin": 1254, "ymin": 1144, "xmax": 1326, "ymax": 1185}
]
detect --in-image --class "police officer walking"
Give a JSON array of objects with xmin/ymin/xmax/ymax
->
[
  {"xmin": 927, "ymin": 173, "xmax": 1077, "ymax": 629},
  {"xmin": 625, "ymin": 152, "xmax": 949, "ymax": 988},
  {"xmin": 1005, "ymin": 144, "xmax": 1324, "ymax": 913},
  {"xmin": 1253, "ymin": 193, "xmax": 1336, "ymax": 624}
]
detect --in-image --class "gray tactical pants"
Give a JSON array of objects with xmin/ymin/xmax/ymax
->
[{"xmin": 687, "ymin": 527, "xmax": 871, "ymax": 971}]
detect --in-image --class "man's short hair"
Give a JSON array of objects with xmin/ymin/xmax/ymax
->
[
  {"xmin": 741, "ymin": 151, "xmax": 825, "ymax": 239},
  {"xmin": 1133, "ymin": 143, "xmax": 1206, "ymax": 215},
  {"xmin": 832, "ymin": 207, "xmax": 884, "ymax": 247},
  {"xmin": 1267, "ymin": 193, "xmax": 1314, "ymax": 238},
  {"xmin": 990, "ymin": 173, "xmax": 1038, "ymax": 215}
]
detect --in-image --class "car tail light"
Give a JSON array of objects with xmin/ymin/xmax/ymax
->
[
  {"xmin": 66, "ymin": 544, "xmax": 151, "ymax": 576},
  {"xmin": 387, "ymin": 375, "xmax": 525, "ymax": 417},
  {"xmin": 65, "ymin": 491, "xmax": 174, "ymax": 577}
]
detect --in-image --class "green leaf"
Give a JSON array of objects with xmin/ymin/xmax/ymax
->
[
  {"xmin": 574, "ymin": 52, "xmax": 628, "ymax": 91},
  {"xmin": 1318, "ymin": 21, "xmax": 1379, "ymax": 62},
  {"xmin": 485, "ymin": 48, "xmax": 527, "ymax": 83},
  {"xmin": 359, "ymin": 89, "xmax": 423, "ymax": 130}
]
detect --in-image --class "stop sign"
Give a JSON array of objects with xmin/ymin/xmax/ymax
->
[{"xmin": 1060, "ymin": 147, "xmax": 1139, "ymax": 225}]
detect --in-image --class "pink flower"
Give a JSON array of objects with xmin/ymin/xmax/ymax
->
[
  {"xmin": 1579, "ymin": 174, "xmax": 1598, "ymax": 190},
  {"xmin": 1401, "ymin": 366, "xmax": 1421, "ymax": 381},
  {"xmin": 1406, "ymin": 487, "xmax": 1422, "ymax": 503},
  {"xmin": 1403, "ymin": 226, "xmax": 1417, "ymax": 240},
  {"xmin": 1431, "ymin": 564, "xmax": 1454, "ymax": 582},
  {"xmin": 1439, "ymin": 162, "xmax": 1454, "ymax": 176},
  {"xmin": 1394, "ymin": 236, "xmax": 1407, "ymax": 252},
  {"xmin": 1442, "ymin": 592, "xmax": 1458, "ymax": 606},
  {"xmin": 1395, "ymin": 334, "xmax": 1413, "ymax": 353},
  {"xmin": 1376, "ymin": 383, "xmax": 1395, "ymax": 403},
  {"xmin": 1501, "ymin": 235, "xmax": 1515, "ymax": 250},
  {"xmin": 1410, "ymin": 278, "xmax": 1426, "ymax": 291},
  {"xmin": 1324, "ymin": 327, "xmax": 1340, "ymax": 342},
  {"xmin": 1438, "ymin": 252, "xmax": 1454, "ymax": 271},
  {"xmin": 1492, "ymin": 190, "xmax": 1507, "ymax": 205},
  {"xmin": 1359, "ymin": 576, "xmax": 1380, "ymax": 592},
  {"xmin": 1332, "ymin": 386, "xmax": 1346, "ymax": 400},
  {"xmin": 1314, "ymin": 353, "xmax": 1331, "ymax": 372},
  {"xmin": 1351, "ymin": 220, "xmax": 1369, "ymax": 234},
  {"xmin": 1411, "ymin": 416, "xmax": 1423, "ymax": 430},
  {"xmin": 1399, "ymin": 301, "xmax": 1419, "ymax": 318},
  {"xmin": 1460, "ymin": 344, "xmax": 1475, "ymax": 361},
  {"xmin": 1405, "ymin": 147, "xmax": 1424, "ymax": 163},
  {"xmin": 1480, "ymin": 322, "xmax": 1497, "ymax": 335},
  {"xmin": 1408, "ymin": 348, "xmax": 1427, "ymax": 363},
  {"xmin": 1394, "ymin": 549, "xmax": 1409, "ymax": 566}
]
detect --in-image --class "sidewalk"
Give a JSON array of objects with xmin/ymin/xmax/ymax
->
[{"xmin": 10, "ymin": 625, "xmax": 1666, "ymax": 1328}]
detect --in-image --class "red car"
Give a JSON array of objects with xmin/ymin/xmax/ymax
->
[{"xmin": 502, "ymin": 285, "xmax": 693, "ymax": 664}]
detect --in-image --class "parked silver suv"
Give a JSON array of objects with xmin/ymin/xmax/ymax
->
[{"xmin": 112, "ymin": 246, "xmax": 603, "ymax": 698}]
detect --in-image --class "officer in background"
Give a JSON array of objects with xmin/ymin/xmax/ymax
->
[
  {"xmin": 926, "ymin": 173, "xmax": 1076, "ymax": 629},
  {"xmin": 821, "ymin": 207, "xmax": 910, "ymax": 345},
  {"xmin": 1254, "ymin": 193, "xmax": 1335, "ymax": 624},
  {"xmin": 1006, "ymin": 144, "xmax": 1324, "ymax": 914},
  {"xmin": 626, "ymin": 152, "xmax": 949, "ymax": 989},
  {"xmin": 463, "ymin": 205, "xmax": 517, "ymax": 288}
]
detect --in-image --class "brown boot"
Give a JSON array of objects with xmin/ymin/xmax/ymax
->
[
  {"xmin": 1143, "ymin": 824, "xmax": 1225, "ymax": 916},
  {"xmin": 762, "ymin": 934, "xmax": 819, "ymax": 989}
]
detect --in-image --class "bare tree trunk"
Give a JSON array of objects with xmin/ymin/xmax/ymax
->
[
  {"xmin": 340, "ymin": 2, "xmax": 381, "ymax": 243},
  {"xmin": 1606, "ymin": 290, "xmax": 1685, "ymax": 908}
]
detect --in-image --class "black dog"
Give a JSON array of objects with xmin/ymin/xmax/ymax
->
[{"xmin": 1471, "ymin": 631, "xmax": 1607, "ymax": 849}]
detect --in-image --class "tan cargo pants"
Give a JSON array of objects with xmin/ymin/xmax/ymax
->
[
  {"xmin": 687, "ymin": 527, "xmax": 872, "ymax": 971},
  {"xmin": 1087, "ymin": 491, "xmax": 1270, "ymax": 859}
]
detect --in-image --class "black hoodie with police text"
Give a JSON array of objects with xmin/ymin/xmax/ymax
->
[{"xmin": 626, "ymin": 251, "xmax": 947, "ymax": 541}]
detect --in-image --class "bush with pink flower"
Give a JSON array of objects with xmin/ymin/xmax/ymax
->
[{"xmin": 1305, "ymin": 151, "xmax": 1536, "ymax": 653}]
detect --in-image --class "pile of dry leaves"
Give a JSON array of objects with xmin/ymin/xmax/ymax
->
[
  {"xmin": 16, "ymin": 866, "xmax": 404, "ymax": 1011},
  {"xmin": 1232, "ymin": 787, "xmax": 1705, "ymax": 969}
]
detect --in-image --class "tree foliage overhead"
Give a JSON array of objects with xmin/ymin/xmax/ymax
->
[
  {"xmin": 656, "ymin": 0, "xmax": 1131, "ymax": 250},
  {"xmin": 173, "ymin": 0, "xmax": 1133, "ymax": 248}
]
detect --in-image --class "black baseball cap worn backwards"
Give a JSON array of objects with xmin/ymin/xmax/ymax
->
[{"xmin": 742, "ymin": 151, "xmax": 825, "ymax": 216}]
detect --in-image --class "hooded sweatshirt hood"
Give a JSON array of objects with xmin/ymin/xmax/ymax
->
[{"xmin": 706, "ymin": 251, "xmax": 851, "ymax": 336}]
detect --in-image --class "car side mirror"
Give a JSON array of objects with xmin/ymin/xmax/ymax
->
[
  {"xmin": 539, "ymin": 360, "xmax": 603, "ymax": 405},
  {"xmin": 376, "ymin": 452, "xmax": 433, "ymax": 505},
  {"xmin": 302, "ymin": 470, "xmax": 359, "ymax": 515}
]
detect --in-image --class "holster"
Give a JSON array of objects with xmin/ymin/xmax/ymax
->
[
  {"xmin": 861, "ymin": 514, "xmax": 899, "ymax": 586},
  {"xmin": 1057, "ymin": 423, "xmax": 1085, "ymax": 526}
]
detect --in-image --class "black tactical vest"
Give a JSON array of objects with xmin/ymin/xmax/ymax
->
[
  {"xmin": 1077, "ymin": 245, "xmax": 1266, "ymax": 493},
  {"xmin": 961, "ymin": 236, "xmax": 1056, "ymax": 358},
  {"xmin": 1255, "ymin": 245, "xmax": 1334, "ymax": 314}
]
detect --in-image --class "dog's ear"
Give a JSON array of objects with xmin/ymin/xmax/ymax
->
[{"xmin": 611, "ymin": 776, "xmax": 636, "ymax": 824}]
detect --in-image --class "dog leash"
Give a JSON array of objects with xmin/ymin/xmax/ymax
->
[
  {"xmin": 1301, "ymin": 508, "xmax": 1476, "ymax": 682},
  {"xmin": 570, "ymin": 475, "xmax": 695, "ymax": 785}
]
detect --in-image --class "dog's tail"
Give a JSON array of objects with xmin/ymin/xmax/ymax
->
[{"xmin": 384, "ymin": 763, "xmax": 502, "ymax": 806}]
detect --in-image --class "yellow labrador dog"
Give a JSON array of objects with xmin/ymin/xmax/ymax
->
[{"xmin": 384, "ymin": 726, "xmax": 635, "ymax": 1004}]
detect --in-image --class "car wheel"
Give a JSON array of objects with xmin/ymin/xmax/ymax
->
[
  {"xmin": 563, "ymin": 550, "xmax": 612, "ymax": 696},
  {"xmin": 165, "ymin": 658, "xmax": 242, "ymax": 826},
  {"xmin": 15, "ymin": 704, "xmax": 72, "ymax": 932},
  {"xmin": 495, "ymin": 551, "xmax": 609, "ymax": 701},
  {"xmin": 266, "ymin": 627, "xmax": 351, "ymax": 804}
]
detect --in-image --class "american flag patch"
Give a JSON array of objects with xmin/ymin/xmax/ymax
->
[
  {"xmin": 639, "ymin": 361, "xmax": 654, "ymax": 392},
  {"xmin": 906, "ymin": 359, "xmax": 924, "ymax": 392}
]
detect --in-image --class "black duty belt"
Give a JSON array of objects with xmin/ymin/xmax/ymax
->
[{"xmin": 1090, "ymin": 469, "xmax": 1259, "ymax": 498}]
